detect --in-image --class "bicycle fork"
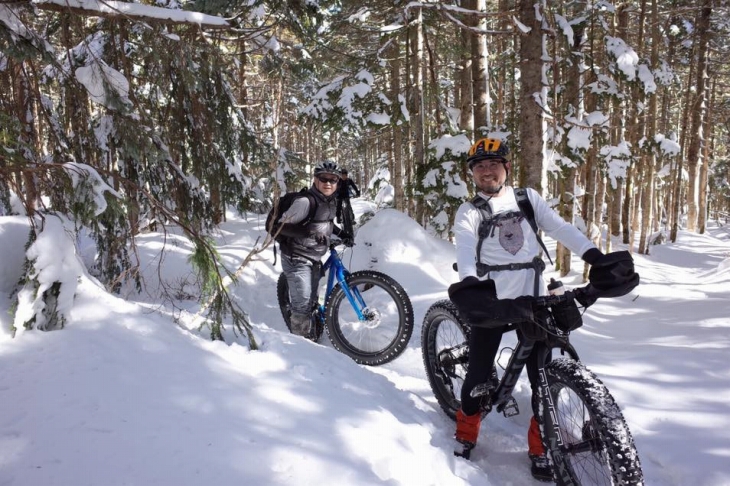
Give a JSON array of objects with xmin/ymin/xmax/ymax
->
[{"xmin": 328, "ymin": 262, "xmax": 368, "ymax": 321}]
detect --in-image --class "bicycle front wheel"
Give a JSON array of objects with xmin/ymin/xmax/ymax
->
[
  {"xmin": 325, "ymin": 270, "xmax": 413, "ymax": 366},
  {"xmin": 542, "ymin": 357, "xmax": 644, "ymax": 486},
  {"xmin": 420, "ymin": 300, "xmax": 471, "ymax": 420}
]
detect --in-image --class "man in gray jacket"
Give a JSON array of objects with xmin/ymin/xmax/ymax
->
[{"xmin": 276, "ymin": 161, "xmax": 353, "ymax": 338}]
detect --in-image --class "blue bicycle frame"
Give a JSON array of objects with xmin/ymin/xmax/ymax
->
[{"xmin": 319, "ymin": 245, "xmax": 368, "ymax": 321}]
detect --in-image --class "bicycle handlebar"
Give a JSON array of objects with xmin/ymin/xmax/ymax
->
[
  {"xmin": 329, "ymin": 238, "xmax": 355, "ymax": 251},
  {"xmin": 533, "ymin": 285, "xmax": 600, "ymax": 309}
]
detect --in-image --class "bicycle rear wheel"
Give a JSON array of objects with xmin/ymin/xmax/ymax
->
[
  {"xmin": 325, "ymin": 270, "xmax": 413, "ymax": 365},
  {"xmin": 541, "ymin": 357, "xmax": 643, "ymax": 486},
  {"xmin": 421, "ymin": 300, "xmax": 470, "ymax": 420},
  {"xmin": 276, "ymin": 273, "xmax": 292, "ymax": 331}
]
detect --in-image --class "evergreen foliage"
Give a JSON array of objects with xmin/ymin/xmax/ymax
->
[{"xmin": 0, "ymin": 0, "xmax": 729, "ymax": 343}]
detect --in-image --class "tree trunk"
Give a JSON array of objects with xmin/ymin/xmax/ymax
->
[
  {"xmin": 410, "ymin": 7, "xmax": 425, "ymax": 223},
  {"xmin": 638, "ymin": 0, "xmax": 659, "ymax": 255},
  {"xmin": 618, "ymin": 3, "xmax": 641, "ymax": 248},
  {"xmin": 698, "ymin": 76, "xmax": 715, "ymax": 234},
  {"xmin": 671, "ymin": 19, "xmax": 697, "ymax": 242},
  {"xmin": 471, "ymin": 0, "xmax": 488, "ymax": 133},
  {"xmin": 685, "ymin": 0, "xmax": 711, "ymax": 232},
  {"xmin": 517, "ymin": 0, "xmax": 545, "ymax": 193},
  {"xmin": 390, "ymin": 40, "xmax": 405, "ymax": 212},
  {"xmin": 459, "ymin": 32, "xmax": 474, "ymax": 137}
]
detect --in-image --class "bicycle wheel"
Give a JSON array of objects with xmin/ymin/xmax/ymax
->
[
  {"xmin": 541, "ymin": 357, "xmax": 644, "ymax": 486},
  {"xmin": 276, "ymin": 273, "xmax": 292, "ymax": 331},
  {"xmin": 276, "ymin": 273, "xmax": 323, "ymax": 341},
  {"xmin": 421, "ymin": 300, "xmax": 470, "ymax": 420},
  {"xmin": 325, "ymin": 270, "xmax": 413, "ymax": 365}
]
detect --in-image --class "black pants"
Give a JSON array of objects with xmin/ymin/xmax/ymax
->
[{"xmin": 460, "ymin": 325, "xmax": 550, "ymax": 417}]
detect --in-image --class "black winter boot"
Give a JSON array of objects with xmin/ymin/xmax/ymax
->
[
  {"xmin": 529, "ymin": 454, "xmax": 553, "ymax": 482},
  {"xmin": 290, "ymin": 313, "xmax": 311, "ymax": 337}
]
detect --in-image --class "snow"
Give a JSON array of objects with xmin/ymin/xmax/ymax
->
[
  {"xmin": 32, "ymin": 0, "xmax": 229, "ymax": 27},
  {"xmin": 63, "ymin": 162, "xmax": 121, "ymax": 215},
  {"xmin": 513, "ymin": 15, "xmax": 531, "ymax": 34},
  {"xmin": 428, "ymin": 133, "xmax": 471, "ymax": 160},
  {"xmin": 605, "ymin": 36, "xmax": 639, "ymax": 81},
  {"xmin": 1, "ymin": 200, "xmax": 730, "ymax": 486},
  {"xmin": 75, "ymin": 62, "xmax": 131, "ymax": 109}
]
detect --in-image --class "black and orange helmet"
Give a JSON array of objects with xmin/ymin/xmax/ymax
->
[{"xmin": 467, "ymin": 138, "xmax": 509, "ymax": 169}]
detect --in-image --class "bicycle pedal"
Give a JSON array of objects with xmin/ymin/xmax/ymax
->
[{"xmin": 501, "ymin": 397, "xmax": 520, "ymax": 417}]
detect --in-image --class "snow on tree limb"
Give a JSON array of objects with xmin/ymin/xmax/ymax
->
[{"xmin": 31, "ymin": 0, "xmax": 230, "ymax": 29}]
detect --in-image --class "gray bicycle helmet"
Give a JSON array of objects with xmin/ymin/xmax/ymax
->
[{"xmin": 313, "ymin": 160, "xmax": 342, "ymax": 178}]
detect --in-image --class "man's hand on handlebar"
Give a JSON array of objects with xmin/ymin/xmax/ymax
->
[
  {"xmin": 574, "ymin": 285, "xmax": 600, "ymax": 308},
  {"xmin": 334, "ymin": 233, "xmax": 355, "ymax": 248}
]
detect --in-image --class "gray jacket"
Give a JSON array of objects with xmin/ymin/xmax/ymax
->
[{"xmin": 278, "ymin": 186, "xmax": 338, "ymax": 261}]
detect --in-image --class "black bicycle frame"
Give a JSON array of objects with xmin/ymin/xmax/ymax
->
[
  {"xmin": 482, "ymin": 267, "xmax": 575, "ymax": 416},
  {"xmin": 491, "ymin": 337, "xmax": 535, "ymax": 414}
]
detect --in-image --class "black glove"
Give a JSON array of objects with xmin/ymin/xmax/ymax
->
[
  {"xmin": 574, "ymin": 286, "xmax": 600, "ymax": 308},
  {"xmin": 588, "ymin": 250, "xmax": 640, "ymax": 297},
  {"xmin": 339, "ymin": 232, "xmax": 355, "ymax": 247},
  {"xmin": 582, "ymin": 247, "xmax": 604, "ymax": 265}
]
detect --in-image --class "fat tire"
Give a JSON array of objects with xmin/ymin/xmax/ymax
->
[
  {"xmin": 421, "ymin": 300, "xmax": 471, "ymax": 420},
  {"xmin": 276, "ymin": 273, "xmax": 292, "ymax": 332},
  {"xmin": 542, "ymin": 358, "xmax": 644, "ymax": 486},
  {"xmin": 325, "ymin": 270, "xmax": 413, "ymax": 366}
]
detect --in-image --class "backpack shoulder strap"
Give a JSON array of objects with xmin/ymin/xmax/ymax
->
[
  {"xmin": 470, "ymin": 190, "xmax": 554, "ymax": 271},
  {"xmin": 270, "ymin": 190, "xmax": 317, "ymax": 266},
  {"xmin": 470, "ymin": 196, "xmax": 493, "ymax": 268},
  {"xmin": 514, "ymin": 188, "xmax": 553, "ymax": 265},
  {"xmin": 300, "ymin": 190, "xmax": 317, "ymax": 225}
]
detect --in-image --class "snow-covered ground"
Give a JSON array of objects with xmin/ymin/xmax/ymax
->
[{"xmin": 1, "ymin": 200, "xmax": 729, "ymax": 485}]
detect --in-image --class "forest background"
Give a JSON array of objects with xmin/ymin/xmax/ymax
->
[{"xmin": 1, "ymin": 0, "xmax": 729, "ymax": 342}]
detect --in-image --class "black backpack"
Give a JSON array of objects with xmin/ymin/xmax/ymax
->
[{"xmin": 266, "ymin": 188, "xmax": 317, "ymax": 244}]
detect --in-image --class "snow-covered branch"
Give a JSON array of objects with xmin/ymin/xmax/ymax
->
[{"xmin": 31, "ymin": 0, "xmax": 230, "ymax": 29}]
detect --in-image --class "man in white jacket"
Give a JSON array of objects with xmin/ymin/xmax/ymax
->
[{"xmin": 451, "ymin": 137, "xmax": 605, "ymax": 481}]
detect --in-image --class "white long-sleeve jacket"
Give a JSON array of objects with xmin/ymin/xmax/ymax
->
[{"xmin": 454, "ymin": 187, "xmax": 596, "ymax": 299}]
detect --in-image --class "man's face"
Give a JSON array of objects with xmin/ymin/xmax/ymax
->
[
  {"xmin": 315, "ymin": 173, "xmax": 340, "ymax": 196},
  {"xmin": 471, "ymin": 159, "xmax": 507, "ymax": 194}
]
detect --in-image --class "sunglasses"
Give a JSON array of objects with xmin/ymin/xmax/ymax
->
[
  {"xmin": 316, "ymin": 175, "xmax": 340, "ymax": 184},
  {"xmin": 471, "ymin": 160, "xmax": 506, "ymax": 172}
]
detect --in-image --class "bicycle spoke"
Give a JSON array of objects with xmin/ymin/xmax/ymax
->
[
  {"xmin": 421, "ymin": 301, "xmax": 469, "ymax": 419},
  {"xmin": 325, "ymin": 270, "xmax": 413, "ymax": 365},
  {"xmin": 545, "ymin": 359, "xmax": 643, "ymax": 486},
  {"xmin": 553, "ymin": 387, "xmax": 612, "ymax": 485},
  {"xmin": 335, "ymin": 283, "xmax": 400, "ymax": 352}
]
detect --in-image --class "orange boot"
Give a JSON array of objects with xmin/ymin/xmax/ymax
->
[
  {"xmin": 454, "ymin": 409, "xmax": 481, "ymax": 459},
  {"xmin": 528, "ymin": 416, "xmax": 552, "ymax": 482}
]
